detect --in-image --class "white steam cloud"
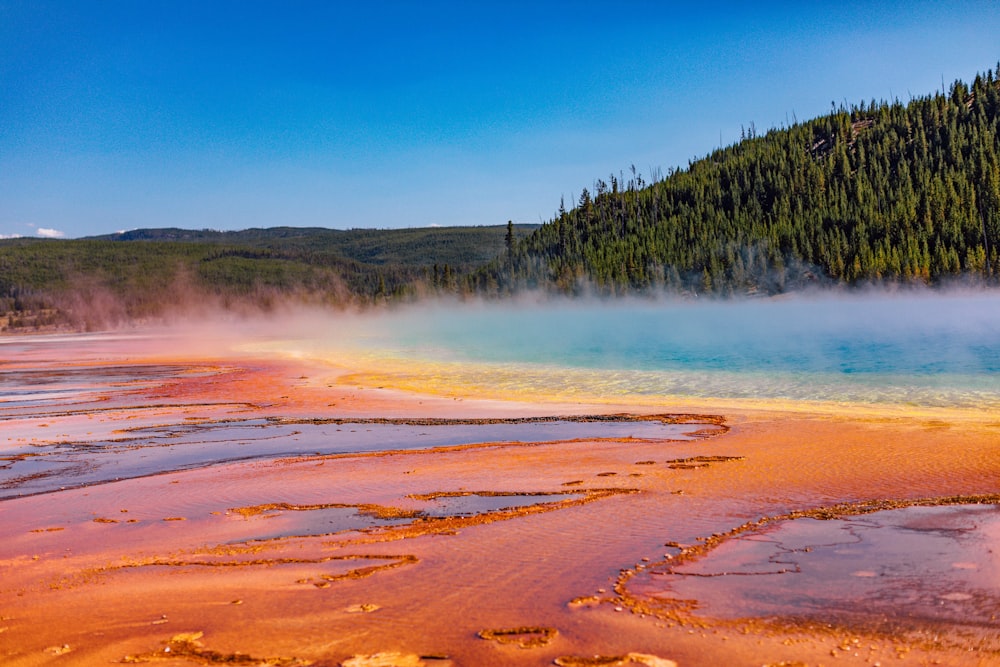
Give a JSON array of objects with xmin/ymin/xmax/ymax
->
[{"xmin": 37, "ymin": 227, "xmax": 66, "ymax": 238}]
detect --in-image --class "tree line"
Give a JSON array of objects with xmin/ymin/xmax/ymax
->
[
  {"xmin": 472, "ymin": 66, "xmax": 1000, "ymax": 296},
  {"xmin": 0, "ymin": 225, "xmax": 535, "ymax": 330}
]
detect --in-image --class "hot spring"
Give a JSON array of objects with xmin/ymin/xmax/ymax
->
[{"xmin": 270, "ymin": 291, "xmax": 1000, "ymax": 409}]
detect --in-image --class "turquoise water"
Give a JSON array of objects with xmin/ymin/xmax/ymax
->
[{"xmin": 331, "ymin": 292, "xmax": 1000, "ymax": 408}]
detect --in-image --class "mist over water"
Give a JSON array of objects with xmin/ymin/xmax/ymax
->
[{"xmin": 317, "ymin": 291, "xmax": 1000, "ymax": 408}]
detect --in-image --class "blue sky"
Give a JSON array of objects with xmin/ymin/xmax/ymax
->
[{"xmin": 2, "ymin": 1, "xmax": 999, "ymax": 239}]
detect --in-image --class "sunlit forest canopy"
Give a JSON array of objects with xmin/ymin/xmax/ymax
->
[{"xmin": 478, "ymin": 67, "xmax": 1000, "ymax": 296}]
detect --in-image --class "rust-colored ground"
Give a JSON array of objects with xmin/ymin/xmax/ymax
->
[{"xmin": 2, "ymin": 331, "xmax": 999, "ymax": 667}]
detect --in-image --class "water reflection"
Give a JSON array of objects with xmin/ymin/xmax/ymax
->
[
  {"xmin": 630, "ymin": 503, "xmax": 1000, "ymax": 643},
  {"xmin": 2, "ymin": 413, "xmax": 706, "ymax": 498}
]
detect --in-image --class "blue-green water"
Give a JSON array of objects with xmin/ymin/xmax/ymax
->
[{"xmin": 326, "ymin": 292, "xmax": 1000, "ymax": 408}]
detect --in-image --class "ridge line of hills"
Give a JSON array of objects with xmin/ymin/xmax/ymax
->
[
  {"xmin": 0, "ymin": 224, "xmax": 537, "ymax": 330},
  {"xmin": 3, "ymin": 65, "xmax": 1000, "ymax": 330},
  {"xmin": 478, "ymin": 65, "xmax": 1000, "ymax": 296}
]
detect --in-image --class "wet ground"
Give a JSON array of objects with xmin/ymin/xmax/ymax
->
[
  {"xmin": 2, "ymin": 329, "xmax": 1000, "ymax": 666},
  {"xmin": 626, "ymin": 501, "xmax": 1000, "ymax": 650}
]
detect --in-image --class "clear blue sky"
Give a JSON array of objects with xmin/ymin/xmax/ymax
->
[{"xmin": 2, "ymin": 1, "xmax": 998, "ymax": 239}]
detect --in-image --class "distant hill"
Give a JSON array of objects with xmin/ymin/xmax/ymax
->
[
  {"xmin": 86, "ymin": 225, "xmax": 532, "ymax": 268},
  {"xmin": 0, "ymin": 224, "xmax": 537, "ymax": 330},
  {"xmin": 474, "ymin": 66, "xmax": 1000, "ymax": 296}
]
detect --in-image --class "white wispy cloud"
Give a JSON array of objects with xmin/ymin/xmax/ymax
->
[
  {"xmin": 0, "ymin": 233, "xmax": 23, "ymax": 239},
  {"xmin": 37, "ymin": 227, "xmax": 66, "ymax": 238}
]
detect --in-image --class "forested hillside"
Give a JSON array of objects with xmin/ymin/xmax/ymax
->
[
  {"xmin": 0, "ymin": 225, "xmax": 536, "ymax": 330},
  {"xmin": 475, "ymin": 67, "xmax": 1000, "ymax": 296}
]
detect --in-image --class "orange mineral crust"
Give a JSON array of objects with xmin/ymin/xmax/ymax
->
[{"xmin": 2, "ymin": 329, "xmax": 999, "ymax": 666}]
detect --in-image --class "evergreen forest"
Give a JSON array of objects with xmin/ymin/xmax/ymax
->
[
  {"xmin": 477, "ymin": 66, "xmax": 1000, "ymax": 296},
  {"xmin": 0, "ymin": 225, "xmax": 536, "ymax": 330}
]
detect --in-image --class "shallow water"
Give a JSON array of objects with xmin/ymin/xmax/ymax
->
[
  {"xmin": 630, "ymin": 503, "xmax": 1000, "ymax": 640},
  {"xmin": 227, "ymin": 493, "xmax": 586, "ymax": 542},
  {"xmin": 0, "ymin": 412, "xmax": 700, "ymax": 498},
  {"xmin": 303, "ymin": 292, "xmax": 1000, "ymax": 408}
]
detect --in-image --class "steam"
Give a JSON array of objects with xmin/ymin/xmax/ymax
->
[
  {"xmin": 135, "ymin": 286, "xmax": 1000, "ymax": 375},
  {"xmin": 348, "ymin": 289, "xmax": 1000, "ymax": 370},
  {"xmin": 299, "ymin": 288, "xmax": 1000, "ymax": 407},
  {"xmin": 17, "ymin": 284, "xmax": 999, "ymax": 408}
]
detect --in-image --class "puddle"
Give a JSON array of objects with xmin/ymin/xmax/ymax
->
[
  {"xmin": 418, "ymin": 492, "xmax": 581, "ymax": 517},
  {"xmin": 1, "ymin": 417, "xmax": 707, "ymax": 499},
  {"xmin": 228, "ymin": 504, "xmax": 416, "ymax": 541},
  {"xmin": 228, "ymin": 492, "xmax": 586, "ymax": 541},
  {"xmin": 93, "ymin": 551, "xmax": 419, "ymax": 591},
  {"xmin": 0, "ymin": 365, "xmax": 195, "ymax": 406},
  {"xmin": 629, "ymin": 503, "xmax": 1000, "ymax": 640}
]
